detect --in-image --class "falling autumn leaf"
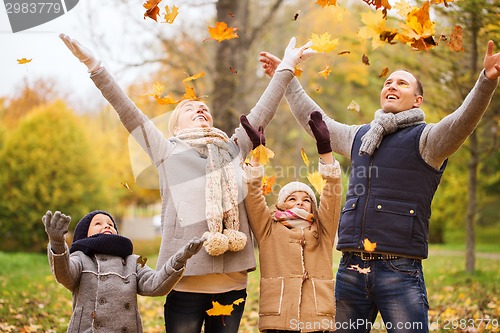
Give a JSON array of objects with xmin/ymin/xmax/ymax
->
[
  {"xmin": 143, "ymin": 0, "xmax": 161, "ymax": 21},
  {"xmin": 318, "ymin": 65, "xmax": 332, "ymax": 79},
  {"xmin": 205, "ymin": 21, "xmax": 238, "ymax": 43},
  {"xmin": 315, "ymin": 0, "xmax": 337, "ymax": 8},
  {"xmin": 397, "ymin": 1, "xmax": 436, "ymax": 51},
  {"xmin": 206, "ymin": 298, "xmax": 244, "ymax": 316},
  {"xmin": 358, "ymin": 10, "xmax": 398, "ymax": 50},
  {"xmin": 362, "ymin": 54, "xmax": 370, "ymax": 65},
  {"xmin": 348, "ymin": 264, "xmax": 371, "ymax": 274},
  {"xmin": 182, "ymin": 85, "xmax": 200, "ymax": 100},
  {"xmin": 137, "ymin": 256, "xmax": 148, "ymax": 268},
  {"xmin": 229, "ymin": 67, "xmax": 238, "ymax": 74},
  {"xmin": 250, "ymin": 145, "xmax": 275, "ymax": 166},
  {"xmin": 310, "ymin": 32, "xmax": 339, "ymax": 53},
  {"xmin": 163, "ymin": 5, "xmax": 179, "ymax": 24},
  {"xmin": 379, "ymin": 67, "xmax": 389, "ymax": 78},
  {"xmin": 347, "ymin": 100, "xmax": 360, "ymax": 113},
  {"xmin": 293, "ymin": 67, "xmax": 303, "ymax": 77},
  {"xmin": 338, "ymin": 50, "xmax": 351, "ymax": 55},
  {"xmin": 307, "ymin": 171, "xmax": 326, "ymax": 195},
  {"xmin": 300, "ymin": 148, "xmax": 310, "ymax": 167},
  {"xmin": 261, "ymin": 175, "xmax": 276, "ymax": 196},
  {"xmin": 154, "ymin": 94, "xmax": 179, "ymax": 105},
  {"xmin": 121, "ymin": 182, "xmax": 132, "ymax": 192},
  {"xmin": 447, "ymin": 25, "xmax": 464, "ymax": 52},
  {"xmin": 17, "ymin": 58, "xmax": 32, "ymax": 64},
  {"xmin": 363, "ymin": 238, "xmax": 377, "ymax": 252},
  {"xmin": 182, "ymin": 71, "xmax": 205, "ymax": 82},
  {"xmin": 293, "ymin": 10, "xmax": 301, "ymax": 21}
]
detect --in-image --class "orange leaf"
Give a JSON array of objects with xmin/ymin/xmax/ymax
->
[
  {"xmin": 205, "ymin": 21, "xmax": 238, "ymax": 42},
  {"xmin": 315, "ymin": 0, "xmax": 337, "ymax": 8},
  {"xmin": 261, "ymin": 175, "xmax": 276, "ymax": 196},
  {"xmin": 206, "ymin": 301, "xmax": 234, "ymax": 316},
  {"xmin": 447, "ymin": 25, "xmax": 464, "ymax": 52},
  {"xmin": 318, "ymin": 65, "xmax": 332, "ymax": 79},
  {"xmin": 182, "ymin": 85, "xmax": 199, "ymax": 100},
  {"xmin": 182, "ymin": 71, "xmax": 205, "ymax": 83},
  {"xmin": 363, "ymin": 238, "xmax": 377, "ymax": 252},
  {"xmin": 293, "ymin": 67, "xmax": 303, "ymax": 77},
  {"xmin": 154, "ymin": 94, "xmax": 179, "ymax": 105},
  {"xmin": 163, "ymin": 5, "xmax": 179, "ymax": 24},
  {"xmin": 249, "ymin": 145, "xmax": 275, "ymax": 166},
  {"xmin": 143, "ymin": 0, "xmax": 161, "ymax": 21},
  {"xmin": 17, "ymin": 58, "xmax": 32, "ymax": 64}
]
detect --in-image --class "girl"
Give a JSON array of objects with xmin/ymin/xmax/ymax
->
[
  {"xmin": 241, "ymin": 111, "xmax": 342, "ymax": 332},
  {"xmin": 43, "ymin": 209, "xmax": 204, "ymax": 332}
]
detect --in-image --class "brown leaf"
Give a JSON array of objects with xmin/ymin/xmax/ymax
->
[{"xmin": 362, "ymin": 53, "xmax": 370, "ymax": 65}]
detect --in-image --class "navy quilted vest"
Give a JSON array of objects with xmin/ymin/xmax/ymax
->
[{"xmin": 336, "ymin": 123, "xmax": 447, "ymax": 258}]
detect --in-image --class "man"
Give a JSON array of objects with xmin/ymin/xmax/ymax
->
[{"xmin": 259, "ymin": 40, "xmax": 499, "ymax": 332}]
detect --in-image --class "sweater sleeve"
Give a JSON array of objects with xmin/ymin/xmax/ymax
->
[
  {"xmin": 233, "ymin": 70, "xmax": 295, "ymax": 157},
  {"xmin": 47, "ymin": 243, "xmax": 83, "ymax": 292},
  {"xmin": 242, "ymin": 164, "xmax": 273, "ymax": 243},
  {"xmin": 317, "ymin": 160, "xmax": 342, "ymax": 240},
  {"xmin": 285, "ymin": 77, "xmax": 360, "ymax": 158},
  {"xmin": 136, "ymin": 261, "xmax": 185, "ymax": 297},
  {"xmin": 90, "ymin": 67, "xmax": 174, "ymax": 166},
  {"xmin": 419, "ymin": 70, "xmax": 498, "ymax": 169}
]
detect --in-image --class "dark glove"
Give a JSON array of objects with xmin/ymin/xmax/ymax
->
[
  {"xmin": 240, "ymin": 114, "xmax": 265, "ymax": 149},
  {"xmin": 308, "ymin": 111, "xmax": 332, "ymax": 154},
  {"xmin": 171, "ymin": 237, "xmax": 206, "ymax": 270}
]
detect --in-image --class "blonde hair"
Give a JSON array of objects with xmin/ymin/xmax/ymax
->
[{"xmin": 167, "ymin": 99, "xmax": 196, "ymax": 137}]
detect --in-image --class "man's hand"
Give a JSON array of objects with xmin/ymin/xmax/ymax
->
[
  {"xmin": 484, "ymin": 40, "xmax": 500, "ymax": 80},
  {"xmin": 59, "ymin": 33, "xmax": 101, "ymax": 73}
]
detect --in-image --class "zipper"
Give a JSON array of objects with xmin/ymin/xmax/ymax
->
[{"xmin": 359, "ymin": 156, "xmax": 374, "ymax": 249}]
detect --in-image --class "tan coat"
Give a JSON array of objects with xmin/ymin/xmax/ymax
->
[{"xmin": 244, "ymin": 162, "xmax": 342, "ymax": 332}]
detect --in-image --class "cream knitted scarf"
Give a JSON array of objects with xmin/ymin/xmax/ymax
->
[
  {"xmin": 359, "ymin": 108, "xmax": 425, "ymax": 156},
  {"xmin": 176, "ymin": 127, "xmax": 247, "ymax": 256}
]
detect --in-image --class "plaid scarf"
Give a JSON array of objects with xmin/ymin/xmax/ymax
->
[{"xmin": 273, "ymin": 207, "xmax": 314, "ymax": 229}]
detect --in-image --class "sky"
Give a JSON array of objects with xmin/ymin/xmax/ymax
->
[{"xmin": 0, "ymin": 1, "xmax": 195, "ymax": 112}]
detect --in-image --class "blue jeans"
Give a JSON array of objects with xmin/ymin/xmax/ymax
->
[
  {"xmin": 164, "ymin": 289, "xmax": 246, "ymax": 333},
  {"xmin": 335, "ymin": 253, "xmax": 429, "ymax": 333}
]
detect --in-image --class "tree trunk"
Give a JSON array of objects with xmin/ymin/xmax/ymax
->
[{"xmin": 465, "ymin": 8, "xmax": 480, "ymax": 273}]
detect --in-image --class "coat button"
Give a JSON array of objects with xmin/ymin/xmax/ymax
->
[
  {"xmin": 377, "ymin": 205, "xmax": 382, "ymax": 209},
  {"xmin": 410, "ymin": 209, "xmax": 415, "ymax": 214},
  {"xmin": 94, "ymin": 322, "xmax": 101, "ymax": 329},
  {"xmin": 124, "ymin": 302, "xmax": 131, "ymax": 310},
  {"xmin": 99, "ymin": 298, "xmax": 106, "ymax": 305},
  {"xmin": 352, "ymin": 203, "xmax": 356, "ymax": 208}
]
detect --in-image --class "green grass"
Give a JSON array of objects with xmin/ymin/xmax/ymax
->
[{"xmin": 1, "ymin": 244, "xmax": 499, "ymax": 333}]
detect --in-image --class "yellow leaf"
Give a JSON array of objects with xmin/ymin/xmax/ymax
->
[
  {"xmin": 206, "ymin": 301, "xmax": 235, "ymax": 316},
  {"xmin": 310, "ymin": 32, "xmax": 339, "ymax": 53},
  {"xmin": 358, "ymin": 11, "xmax": 398, "ymax": 50},
  {"xmin": 17, "ymin": 58, "xmax": 32, "ymax": 64},
  {"xmin": 183, "ymin": 71, "xmax": 205, "ymax": 82},
  {"xmin": 363, "ymin": 238, "xmax": 377, "ymax": 252},
  {"xmin": 121, "ymin": 182, "xmax": 132, "ymax": 192},
  {"xmin": 154, "ymin": 94, "xmax": 179, "ymax": 105},
  {"xmin": 233, "ymin": 298, "xmax": 245, "ymax": 306},
  {"xmin": 206, "ymin": 21, "xmax": 238, "ymax": 43},
  {"xmin": 348, "ymin": 264, "xmax": 371, "ymax": 274},
  {"xmin": 318, "ymin": 65, "xmax": 331, "ymax": 79},
  {"xmin": 163, "ymin": 5, "xmax": 179, "ymax": 24},
  {"xmin": 300, "ymin": 148, "xmax": 310, "ymax": 167},
  {"xmin": 182, "ymin": 84, "xmax": 199, "ymax": 100},
  {"xmin": 347, "ymin": 100, "xmax": 360, "ymax": 113},
  {"xmin": 378, "ymin": 67, "xmax": 389, "ymax": 78},
  {"xmin": 261, "ymin": 175, "xmax": 276, "ymax": 196},
  {"xmin": 250, "ymin": 145, "xmax": 275, "ymax": 166},
  {"xmin": 307, "ymin": 171, "xmax": 326, "ymax": 195},
  {"xmin": 447, "ymin": 25, "xmax": 464, "ymax": 52}
]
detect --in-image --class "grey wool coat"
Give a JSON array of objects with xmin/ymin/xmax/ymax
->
[
  {"xmin": 48, "ymin": 244, "xmax": 184, "ymax": 332},
  {"xmin": 90, "ymin": 68, "xmax": 295, "ymax": 277}
]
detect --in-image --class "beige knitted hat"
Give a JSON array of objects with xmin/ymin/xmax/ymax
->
[{"xmin": 278, "ymin": 181, "xmax": 317, "ymax": 207}]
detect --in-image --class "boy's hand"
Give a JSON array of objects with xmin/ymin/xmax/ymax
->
[
  {"xmin": 42, "ymin": 210, "xmax": 71, "ymax": 252},
  {"xmin": 171, "ymin": 237, "xmax": 206, "ymax": 270}
]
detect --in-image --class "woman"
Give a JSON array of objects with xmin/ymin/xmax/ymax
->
[{"xmin": 60, "ymin": 34, "xmax": 316, "ymax": 333}]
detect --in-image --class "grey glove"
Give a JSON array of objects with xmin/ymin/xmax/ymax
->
[
  {"xmin": 59, "ymin": 33, "xmax": 102, "ymax": 73},
  {"xmin": 170, "ymin": 237, "xmax": 206, "ymax": 271},
  {"xmin": 42, "ymin": 210, "xmax": 71, "ymax": 253}
]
